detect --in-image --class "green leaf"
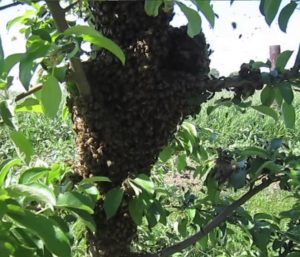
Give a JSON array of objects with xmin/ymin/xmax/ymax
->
[
  {"xmin": 269, "ymin": 138, "xmax": 284, "ymax": 151},
  {"xmin": 241, "ymin": 146, "xmax": 268, "ymax": 158},
  {"xmin": 263, "ymin": 0, "xmax": 282, "ymax": 26},
  {"xmin": 286, "ymin": 225, "xmax": 300, "ymax": 243},
  {"xmin": 0, "ymin": 200, "xmax": 7, "ymax": 219},
  {"xmin": 206, "ymin": 105, "xmax": 216, "ymax": 115},
  {"xmin": 6, "ymin": 10, "xmax": 35, "ymax": 30},
  {"xmin": 47, "ymin": 163, "xmax": 64, "ymax": 184},
  {"xmin": 19, "ymin": 41, "xmax": 50, "ymax": 90},
  {"xmin": 0, "ymin": 241, "xmax": 13, "ymax": 257},
  {"xmin": 278, "ymin": 82, "xmax": 294, "ymax": 104},
  {"xmin": 176, "ymin": 153, "xmax": 187, "ymax": 171},
  {"xmin": 259, "ymin": 0, "xmax": 266, "ymax": 16},
  {"xmin": 187, "ymin": 208, "xmax": 196, "ymax": 220},
  {"xmin": 67, "ymin": 208, "xmax": 96, "ymax": 232},
  {"xmin": 7, "ymin": 183, "xmax": 56, "ymax": 207},
  {"xmin": 274, "ymin": 86, "xmax": 283, "ymax": 107},
  {"xmin": 6, "ymin": 204, "xmax": 71, "ymax": 257},
  {"xmin": 146, "ymin": 210, "xmax": 158, "ymax": 229},
  {"xmin": 177, "ymin": 218, "xmax": 188, "ymax": 237},
  {"xmin": 229, "ymin": 165, "xmax": 247, "ymax": 189},
  {"xmin": 19, "ymin": 58, "xmax": 37, "ymax": 90},
  {"xmin": 0, "ymin": 159, "xmax": 22, "ymax": 187},
  {"xmin": 57, "ymin": 192, "xmax": 95, "ymax": 214},
  {"xmin": 252, "ymin": 105, "xmax": 278, "ymax": 121},
  {"xmin": 254, "ymin": 213, "xmax": 274, "ymax": 221},
  {"xmin": 78, "ymin": 176, "xmax": 111, "ymax": 187},
  {"xmin": 129, "ymin": 197, "xmax": 144, "ymax": 225},
  {"xmin": 53, "ymin": 66, "xmax": 67, "ymax": 83},
  {"xmin": 1, "ymin": 53, "xmax": 24, "ymax": 77},
  {"xmin": 276, "ymin": 50, "xmax": 293, "ymax": 71},
  {"xmin": 144, "ymin": 0, "xmax": 163, "ymax": 16},
  {"xmin": 0, "ymin": 37, "xmax": 4, "ymax": 76},
  {"xmin": 198, "ymin": 145, "xmax": 208, "ymax": 160},
  {"xmin": 41, "ymin": 76, "xmax": 62, "ymax": 119},
  {"xmin": 128, "ymin": 180, "xmax": 142, "ymax": 196},
  {"xmin": 206, "ymin": 176, "xmax": 219, "ymax": 202},
  {"xmin": 103, "ymin": 187, "xmax": 124, "ymax": 219},
  {"xmin": 182, "ymin": 121, "xmax": 198, "ymax": 138},
  {"xmin": 146, "ymin": 200, "xmax": 165, "ymax": 227},
  {"xmin": 32, "ymin": 29, "xmax": 52, "ymax": 42},
  {"xmin": 177, "ymin": 2, "xmax": 202, "ymax": 38},
  {"xmin": 159, "ymin": 146, "xmax": 174, "ymax": 162},
  {"xmin": 9, "ymin": 131, "xmax": 33, "ymax": 163},
  {"xmin": 0, "ymin": 100, "xmax": 16, "ymax": 129},
  {"xmin": 19, "ymin": 167, "xmax": 51, "ymax": 184},
  {"xmin": 251, "ymin": 61, "xmax": 270, "ymax": 69},
  {"xmin": 195, "ymin": 0, "xmax": 215, "ymax": 27},
  {"xmin": 131, "ymin": 174, "xmax": 155, "ymax": 195},
  {"xmin": 178, "ymin": 130, "xmax": 194, "ymax": 153},
  {"xmin": 282, "ymin": 102, "xmax": 295, "ymax": 129},
  {"xmin": 278, "ymin": 1, "xmax": 297, "ymax": 33},
  {"xmin": 15, "ymin": 98, "xmax": 43, "ymax": 113},
  {"xmin": 250, "ymin": 160, "xmax": 282, "ymax": 181},
  {"xmin": 260, "ymin": 85, "xmax": 275, "ymax": 106},
  {"xmin": 251, "ymin": 226, "xmax": 271, "ymax": 254},
  {"xmin": 64, "ymin": 25, "xmax": 125, "ymax": 65},
  {"xmin": 286, "ymin": 253, "xmax": 300, "ymax": 257},
  {"xmin": 14, "ymin": 245, "xmax": 36, "ymax": 257}
]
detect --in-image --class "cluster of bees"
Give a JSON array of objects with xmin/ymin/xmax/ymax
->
[{"xmin": 70, "ymin": 1, "xmax": 212, "ymax": 256}]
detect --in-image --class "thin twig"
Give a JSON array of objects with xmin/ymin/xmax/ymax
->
[
  {"xmin": 0, "ymin": 2, "xmax": 23, "ymax": 11},
  {"xmin": 15, "ymin": 83, "xmax": 43, "ymax": 102},
  {"xmin": 135, "ymin": 177, "xmax": 279, "ymax": 257},
  {"xmin": 205, "ymin": 68, "xmax": 300, "ymax": 93},
  {"xmin": 46, "ymin": 0, "xmax": 91, "ymax": 96},
  {"xmin": 0, "ymin": 0, "xmax": 42, "ymax": 11}
]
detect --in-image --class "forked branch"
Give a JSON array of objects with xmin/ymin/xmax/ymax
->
[{"xmin": 46, "ymin": 0, "xmax": 91, "ymax": 96}]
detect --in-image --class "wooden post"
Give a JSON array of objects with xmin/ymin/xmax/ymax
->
[
  {"xmin": 293, "ymin": 44, "xmax": 300, "ymax": 71},
  {"xmin": 269, "ymin": 45, "xmax": 281, "ymax": 70}
]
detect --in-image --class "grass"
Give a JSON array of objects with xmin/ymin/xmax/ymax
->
[
  {"xmin": 195, "ymin": 91, "xmax": 300, "ymax": 149},
  {"xmin": 0, "ymin": 112, "xmax": 76, "ymax": 164},
  {"xmin": 244, "ymin": 186, "xmax": 295, "ymax": 217}
]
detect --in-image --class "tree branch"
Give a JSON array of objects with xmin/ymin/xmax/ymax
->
[
  {"xmin": 15, "ymin": 83, "xmax": 43, "ymax": 102},
  {"xmin": 0, "ymin": 1, "xmax": 23, "ymax": 11},
  {"xmin": 204, "ymin": 68, "xmax": 300, "ymax": 96},
  {"xmin": 0, "ymin": 0, "xmax": 42, "ymax": 11},
  {"xmin": 136, "ymin": 177, "xmax": 279, "ymax": 257},
  {"xmin": 46, "ymin": 0, "xmax": 91, "ymax": 96}
]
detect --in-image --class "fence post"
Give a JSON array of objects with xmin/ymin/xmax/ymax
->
[{"xmin": 269, "ymin": 45, "xmax": 281, "ymax": 70}]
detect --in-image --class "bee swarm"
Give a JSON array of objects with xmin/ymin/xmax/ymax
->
[{"xmin": 70, "ymin": 1, "xmax": 211, "ymax": 256}]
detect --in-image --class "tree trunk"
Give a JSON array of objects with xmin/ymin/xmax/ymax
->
[{"xmin": 70, "ymin": 2, "xmax": 210, "ymax": 256}]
